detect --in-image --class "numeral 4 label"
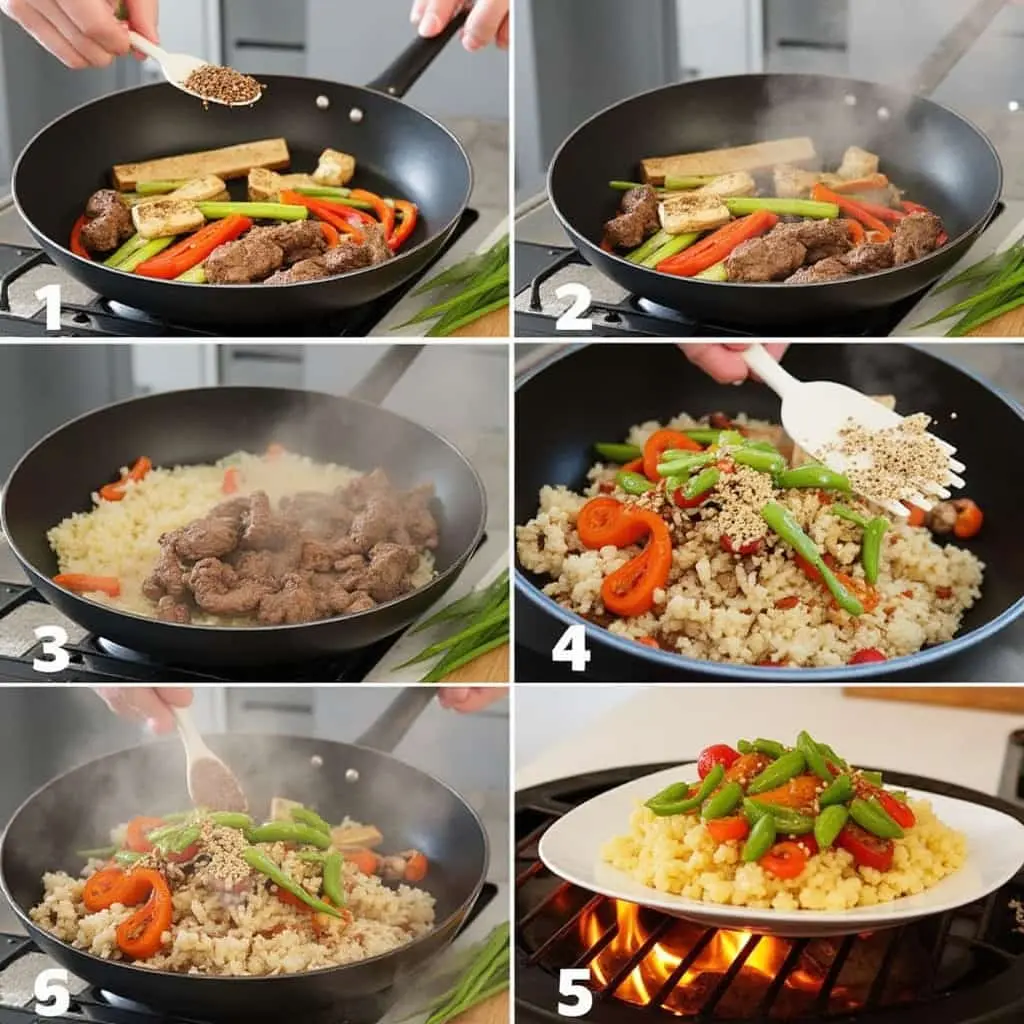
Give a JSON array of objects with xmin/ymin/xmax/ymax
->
[
  {"xmin": 557, "ymin": 968, "xmax": 593, "ymax": 1016},
  {"xmin": 552, "ymin": 623, "xmax": 591, "ymax": 673},
  {"xmin": 33, "ymin": 625, "xmax": 70, "ymax": 674},
  {"xmin": 34, "ymin": 968, "xmax": 70, "ymax": 1017},
  {"xmin": 555, "ymin": 284, "xmax": 594, "ymax": 331}
]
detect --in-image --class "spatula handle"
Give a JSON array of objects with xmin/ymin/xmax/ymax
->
[
  {"xmin": 741, "ymin": 343, "xmax": 801, "ymax": 399},
  {"xmin": 171, "ymin": 706, "xmax": 208, "ymax": 756},
  {"xmin": 127, "ymin": 30, "xmax": 166, "ymax": 64}
]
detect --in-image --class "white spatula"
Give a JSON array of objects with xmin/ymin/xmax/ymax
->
[
  {"xmin": 127, "ymin": 32, "xmax": 261, "ymax": 107},
  {"xmin": 171, "ymin": 706, "xmax": 248, "ymax": 812},
  {"xmin": 741, "ymin": 344, "xmax": 965, "ymax": 517}
]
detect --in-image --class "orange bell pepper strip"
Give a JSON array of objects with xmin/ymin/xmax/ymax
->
[
  {"xmin": 656, "ymin": 210, "xmax": 780, "ymax": 277},
  {"xmin": 125, "ymin": 816, "xmax": 165, "ymax": 853},
  {"xmin": 388, "ymin": 200, "xmax": 419, "ymax": 251},
  {"xmin": 135, "ymin": 215, "xmax": 252, "ymax": 279},
  {"xmin": 841, "ymin": 199, "xmax": 905, "ymax": 224},
  {"xmin": 345, "ymin": 848, "xmax": 382, "ymax": 875},
  {"xmin": 53, "ymin": 573, "xmax": 121, "ymax": 597},
  {"xmin": 280, "ymin": 190, "xmax": 364, "ymax": 244},
  {"xmin": 753, "ymin": 774, "xmax": 821, "ymax": 810},
  {"xmin": 904, "ymin": 502, "xmax": 927, "ymax": 527},
  {"xmin": 115, "ymin": 869, "xmax": 173, "ymax": 959},
  {"xmin": 811, "ymin": 184, "xmax": 892, "ymax": 240},
  {"xmin": 98, "ymin": 455, "xmax": 151, "ymax": 501},
  {"xmin": 577, "ymin": 497, "xmax": 649, "ymax": 549},
  {"xmin": 310, "ymin": 198, "xmax": 378, "ymax": 227},
  {"xmin": 643, "ymin": 428, "xmax": 701, "ymax": 481},
  {"xmin": 70, "ymin": 215, "xmax": 92, "ymax": 259},
  {"xmin": 349, "ymin": 188, "xmax": 396, "ymax": 240},
  {"xmin": 842, "ymin": 218, "xmax": 866, "ymax": 246},
  {"xmin": 83, "ymin": 867, "xmax": 131, "ymax": 912},
  {"xmin": 320, "ymin": 221, "xmax": 340, "ymax": 247},
  {"xmin": 621, "ymin": 457, "xmax": 644, "ymax": 475},
  {"xmin": 601, "ymin": 509, "xmax": 672, "ymax": 617},
  {"xmin": 222, "ymin": 467, "xmax": 241, "ymax": 494},
  {"xmin": 828, "ymin": 173, "xmax": 890, "ymax": 194}
]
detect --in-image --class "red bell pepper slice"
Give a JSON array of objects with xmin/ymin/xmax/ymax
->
[
  {"xmin": 812, "ymin": 184, "xmax": 892, "ymax": 240},
  {"xmin": 135, "ymin": 215, "xmax": 252, "ymax": 280},
  {"xmin": 350, "ymin": 188, "xmax": 396, "ymax": 240},
  {"xmin": 70, "ymin": 215, "xmax": 92, "ymax": 259},
  {"xmin": 280, "ymin": 191, "xmax": 364, "ymax": 244},
  {"xmin": 389, "ymin": 200, "xmax": 419, "ymax": 251},
  {"xmin": 656, "ymin": 210, "xmax": 779, "ymax": 277},
  {"xmin": 320, "ymin": 222, "xmax": 340, "ymax": 247}
]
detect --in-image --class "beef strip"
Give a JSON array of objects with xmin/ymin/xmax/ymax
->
[
  {"xmin": 771, "ymin": 220, "xmax": 852, "ymax": 263},
  {"xmin": 156, "ymin": 595, "xmax": 191, "ymax": 623},
  {"xmin": 841, "ymin": 240, "xmax": 894, "ymax": 275},
  {"xmin": 402, "ymin": 484, "xmax": 439, "ymax": 549},
  {"xmin": 257, "ymin": 573, "xmax": 318, "ymax": 624},
  {"xmin": 142, "ymin": 532, "xmax": 188, "ymax": 600},
  {"xmin": 247, "ymin": 221, "xmax": 327, "ymax": 264},
  {"xmin": 893, "ymin": 212, "xmax": 943, "ymax": 265},
  {"xmin": 725, "ymin": 235, "xmax": 806, "ymax": 282},
  {"xmin": 264, "ymin": 224, "xmax": 392, "ymax": 285},
  {"xmin": 785, "ymin": 256, "xmax": 852, "ymax": 284},
  {"xmin": 205, "ymin": 235, "xmax": 284, "ymax": 284},
  {"xmin": 81, "ymin": 190, "xmax": 134, "ymax": 254},
  {"xmin": 189, "ymin": 558, "xmax": 276, "ymax": 616},
  {"xmin": 604, "ymin": 185, "xmax": 660, "ymax": 249},
  {"xmin": 240, "ymin": 490, "xmax": 295, "ymax": 550},
  {"xmin": 174, "ymin": 503, "xmax": 244, "ymax": 561}
]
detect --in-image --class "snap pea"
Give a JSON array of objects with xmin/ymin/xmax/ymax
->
[
  {"xmin": 295, "ymin": 850, "xmax": 327, "ymax": 863},
  {"xmin": 819, "ymin": 743, "xmax": 848, "ymax": 769},
  {"xmin": 775, "ymin": 465, "xmax": 851, "ymax": 492},
  {"xmin": 716, "ymin": 430, "xmax": 746, "ymax": 448},
  {"xmin": 684, "ymin": 467, "xmax": 721, "ymax": 500},
  {"xmin": 751, "ymin": 738, "xmax": 786, "ymax": 759},
  {"xmin": 76, "ymin": 846, "xmax": 117, "ymax": 859},
  {"xmin": 746, "ymin": 749, "xmax": 807, "ymax": 795},
  {"xmin": 797, "ymin": 730, "xmax": 834, "ymax": 781},
  {"xmin": 701, "ymin": 781, "xmax": 744, "ymax": 820},
  {"xmin": 761, "ymin": 502, "xmax": 865, "ymax": 617},
  {"xmin": 616, "ymin": 470, "xmax": 655, "ymax": 495},
  {"xmin": 148, "ymin": 824, "xmax": 200, "ymax": 854},
  {"xmin": 733, "ymin": 448, "xmax": 786, "ymax": 475},
  {"xmin": 207, "ymin": 812, "xmax": 254, "ymax": 829},
  {"xmin": 742, "ymin": 813, "xmax": 777, "ymax": 862},
  {"xmin": 861, "ymin": 517, "xmax": 889, "ymax": 586},
  {"xmin": 849, "ymin": 797, "xmax": 904, "ymax": 839},
  {"xmin": 682, "ymin": 428, "xmax": 725, "ymax": 444},
  {"xmin": 290, "ymin": 806, "xmax": 332, "ymax": 837},
  {"xmin": 594, "ymin": 442, "xmax": 643, "ymax": 463},
  {"xmin": 830, "ymin": 504, "xmax": 868, "ymax": 528},
  {"xmin": 246, "ymin": 822, "xmax": 332, "ymax": 849},
  {"xmin": 888, "ymin": 790, "xmax": 909, "ymax": 803},
  {"xmin": 743, "ymin": 799, "xmax": 815, "ymax": 835},
  {"xmin": 321, "ymin": 850, "xmax": 346, "ymax": 908},
  {"xmin": 114, "ymin": 850, "xmax": 146, "ymax": 866},
  {"xmin": 744, "ymin": 440, "xmax": 782, "ymax": 454},
  {"xmin": 860, "ymin": 770, "xmax": 884, "ymax": 786},
  {"xmin": 737, "ymin": 739, "xmax": 753, "ymax": 755},
  {"xmin": 243, "ymin": 848, "xmax": 342, "ymax": 918},
  {"xmin": 814, "ymin": 805, "xmax": 849, "ymax": 850},
  {"xmin": 645, "ymin": 764, "xmax": 725, "ymax": 817},
  {"xmin": 657, "ymin": 451, "xmax": 717, "ymax": 477},
  {"xmin": 818, "ymin": 774, "xmax": 854, "ymax": 807}
]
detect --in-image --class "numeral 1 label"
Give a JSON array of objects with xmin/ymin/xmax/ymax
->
[
  {"xmin": 35, "ymin": 284, "xmax": 62, "ymax": 331},
  {"xmin": 558, "ymin": 968, "xmax": 593, "ymax": 1016},
  {"xmin": 555, "ymin": 284, "xmax": 594, "ymax": 331},
  {"xmin": 34, "ymin": 968, "xmax": 70, "ymax": 1018},
  {"xmin": 552, "ymin": 623, "xmax": 591, "ymax": 673},
  {"xmin": 33, "ymin": 625, "xmax": 70, "ymax": 674}
]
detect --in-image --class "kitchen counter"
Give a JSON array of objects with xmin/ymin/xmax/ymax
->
[{"xmin": 515, "ymin": 685, "xmax": 1022, "ymax": 797}]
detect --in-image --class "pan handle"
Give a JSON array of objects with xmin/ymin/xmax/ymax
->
[
  {"xmin": 366, "ymin": 7, "xmax": 469, "ymax": 98},
  {"xmin": 355, "ymin": 688, "xmax": 436, "ymax": 753}
]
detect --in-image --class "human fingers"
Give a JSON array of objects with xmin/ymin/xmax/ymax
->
[
  {"xmin": 437, "ymin": 687, "xmax": 508, "ymax": 713},
  {"xmin": 721, "ymin": 342, "xmax": 791, "ymax": 381},
  {"xmin": 123, "ymin": 0, "xmax": 157, "ymax": 42},
  {"xmin": 93, "ymin": 687, "xmax": 178, "ymax": 734},
  {"xmin": 1, "ymin": 0, "xmax": 89, "ymax": 67},
  {"xmin": 679, "ymin": 344, "xmax": 751, "ymax": 385},
  {"xmin": 415, "ymin": 0, "xmax": 461, "ymax": 38},
  {"xmin": 39, "ymin": 0, "xmax": 116, "ymax": 65},
  {"xmin": 463, "ymin": 0, "xmax": 507, "ymax": 50},
  {"xmin": 496, "ymin": 12, "xmax": 509, "ymax": 49},
  {"xmin": 61, "ymin": 0, "xmax": 130, "ymax": 58},
  {"xmin": 155, "ymin": 686, "xmax": 193, "ymax": 709}
]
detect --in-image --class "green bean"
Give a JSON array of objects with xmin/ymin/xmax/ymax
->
[
  {"xmin": 646, "ymin": 764, "xmax": 725, "ymax": 817},
  {"xmin": 744, "ymin": 440, "xmax": 782, "ymax": 454},
  {"xmin": 616, "ymin": 471, "xmax": 655, "ymax": 495},
  {"xmin": 594, "ymin": 442, "xmax": 642, "ymax": 463},
  {"xmin": 114, "ymin": 850, "xmax": 146, "ymax": 866},
  {"xmin": 626, "ymin": 230, "xmax": 671, "ymax": 264},
  {"xmin": 103, "ymin": 233, "xmax": 148, "ymax": 268},
  {"xmin": 775, "ymin": 465, "xmax": 851, "ymax": 492},
  {"xmin": 295, "ymin": 850, "xmax": 327, "ymax": 863},
  {"xmin": 747, "ymin": 750, "xmax": 807, "ymax": 795},
  {"xmin": 77, "ymin": 846, "xmax": 117, "ymax": 859},
  {"xmin": 742, "ymin": 799, "xmax": 815, "ymax": 835},
  {"xmin": 860, "ymin": 770, "xmax": 884, "ymax": 786},
  {"xmin": 814, "ymin": 805, "xmax": 849, "ymax": 850},
  {"xmin": 717, "ymin": 430, "xmax": 746, "ymax": 448},
  {"xmin": 684, "ymin": 467, "xmax": 721, "ymax": 500},
  {"xmin": 733, "ymin": 448, "xmax": 786, "ymax": 475},
  {"xmin": 861, "ymin": 517, "xmax": 889, "ymax": 586},
  {"xmin": 830, "ymin": 504, "xmax": 868, "ymax": 528},
  {"xmin": 819, "ymin": 744, "xmax": 848, "ymax": 770},
  {"xmin": 136, "ymin": 179, "xmax": 188, "ymax": 195},
  {"xmin": 154, "ymin": 825, "xmax": 200, "ymax": 854},
  {"xmin": 664, "ymin": 174, "xmax": 718, "ymax": 190},
  {"xmin": 751, "ymin": 738, "xmax": 786, "ymax": 759},
  {"xmin": 701, "ymin": 781, "xmax": 744, "ymax": 820},
  {"xmin": 321, "ymin": 850, "xmax": 346, "ymax": 908},
  {"xmin": 797, "ymin": 730, "xmax": 833, "ymax": 781},
  {"xmin": 725, "ymin": 197, "xmax": 839, "ymax": 219},
  {"xmin": 742, "ymin": 813, "xmax": 777, "ymax": 862},
  {"xmin": 119, "ymin": 236, "xmax": 174, "ymax": 273},
  {"xmin": 680, "ymin": 429, "xmax": 722, "ymax": 445},
  {"xmin": 176, "ymin": 264, "xmax": 207, "ymax": 284},
  {"xmin": 246, "ymin": 822, "xmax": 332, "ymax": 849},
  {"xmin": 849, "ymin": 798, "xmax": 904, "ymax": 839},
  {"xmin": 243, "ymin": 848, "xmax": 342, "ymax": 917},
  {"xmin": 641, "ymin": 232, "xmax": 699, "ymax": 268},
  {"xmin": 207, "ymin": 812, "xmax": 253, "ymax": 829},
  {"xmin": 695, "ymin": 261, "xmax": 728, "ymax": 282},
  {"xmin": 290, "ymin": 806, "xmax": 332, "ymax": 837},
  {"xmin": 198, "ymin": 201, "xmax": 309, "ymax": 221},
  {"xmin": 657, "ymin": 451, "xmax": 717, "ymax": 476},
  {"xmin": 818, "ymin": 774, "xmax": 854, "ymax": 807},
  {"xmin": 736, "ymin": 739, "xmax": 753, "ymax": 755}
]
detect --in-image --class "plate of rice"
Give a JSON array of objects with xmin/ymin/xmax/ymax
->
[{"xmin": 538, "ymin": 733, "xmax": 1024, "ymax": 937}]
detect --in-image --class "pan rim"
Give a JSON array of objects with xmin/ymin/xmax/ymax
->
[
  {"xmin": 0, "ymin": 731, "xmax": 491, "ymax": 986},
  {"xmin": 513, "ymin": 340, "xmax": 1024, "ymax": 681},
  {"xmin": 0, "ymin": 384, "xmax": 488, "ymax": 636},
  {"xmin": 547, "ymin": 71, "xmax": 1003, "ymax": 292},
  {"xmin": 12, "ymin": 76, "xmax": 474, "ymax": 293}
]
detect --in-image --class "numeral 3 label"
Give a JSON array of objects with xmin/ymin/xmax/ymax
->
[
  {"xmin": 552, "ymin": 623, "xmax": 591, "ymax": 673},
  {"xmin": 33, "ymin": 625, "xmax": 70, "ymax": 674},
  {"xmin": 34, "ymin": 968, "xmax": 70, "ymax": 1017},
  {"xmin": 557, "ymin": 968, "xmax": 593, "ymax": 1016}
]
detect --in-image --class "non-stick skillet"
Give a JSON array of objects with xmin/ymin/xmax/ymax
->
[
  {"xmin": 549, "ymin": 74, "xmax": 1002, "ymax": 328},
  {"xmin": 515, "ymin": 343, "xmax": 1024, "ymax": 682},
  {"xmin": 1, "ymin": 386, "xmax": 488, "ymax": 668},
  {"xmin": 0, "ymin": 688, "xmax": 491, "ymax": 1023},
  {"xmin": 13, "ymin": 16, "xmax": 475, "ymax": 327}
]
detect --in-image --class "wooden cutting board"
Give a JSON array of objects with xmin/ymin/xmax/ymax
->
[
  {"xmin": 449, "ymin": 305, "xmax": 509, "ymax": 338},
  {"xmin": 441, "ymin": 643, "xmax": 509, "ymax": 683},
  {"xmin": 967, "ymin": 304, "xmax": 1024, "ymax": 336},
  {"xmin": 844, "ymin": 687, "xmax": 1024, "ymax": 713},
  {"xmin": 452, "ymin": 990, "xmax": 509, "ymax": 1024}
]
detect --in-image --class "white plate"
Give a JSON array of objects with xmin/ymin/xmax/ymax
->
[{"xmin": 538, "ymin": 765, "xmax": 1024, "ymax": 938}]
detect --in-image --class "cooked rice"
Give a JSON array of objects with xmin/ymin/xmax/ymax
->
[
  {"xmin": 603, "ymin": 797, "xmax": 966, "ymax": 910},
  {"xmin": 516, "ymin": 413, "xmax": 984, "ymax": 667}
]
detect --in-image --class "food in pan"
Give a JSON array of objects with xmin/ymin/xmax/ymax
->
[
  {"xmin": 48, "ymin": 448, "xmax": 438, "ymax": 626},
  {"xmin": 183, "ymin": 64, "xmax": 263, "ymax": 106},
  {"xmin": 516, "ymin": 409, "xmax": 985, "ymax": 667},
  {"xmin": 31, "ymin": 801, "xmax": 434, "ymax": 974},
  {"xmin": 602, "ymin": 139, "xmax": 948, "ymax": 284},
  {"xmin": 602, "ymin": 732, "xmax": 966, "ymax": 910},
  {"xmin": 69, "ymin": 139, "xmax": 419, "ymax": 286}
]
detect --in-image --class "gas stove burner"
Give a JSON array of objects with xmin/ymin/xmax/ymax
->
[{"xmin": 516, "ymin": 765, "xmax": 1024, "ymax": 1022}]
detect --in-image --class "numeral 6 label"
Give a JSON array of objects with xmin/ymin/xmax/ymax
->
[
  {"xmin": 557, "ymin": 968, "xmax": 593, "ymax": 1016},
  {"xmin": 552, "ymin": 623, "xmax": 591, "ymax": 673},
  {"xmin": 34, "ymin": 968, "xmax": 71, "ymax": 1017}
]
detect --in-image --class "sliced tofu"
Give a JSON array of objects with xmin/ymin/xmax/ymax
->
[
  {"xmin": 312, "ymin": 148, "xmax": 356, "ymax": 187},
  {"xmin": 247, "ymin": 168, "xmax": 317, "ymax": 201},
  {"xmin": 698, "ymin": 171, "xmax": 757, "ymax": 199},
  {"xmin": 132, "ymin": 197, "xmax": 204, "ymax": 239},
  {"xmin": 642, "ymin": 137, "xmax": 816, "ymax": 186},
  {"xmin": 113, "ymin": 138, "xmax": 290, "ymax": 191},
  {"xmin": 773, "ymin": 164, "xmax": 821, "ymax": 199},
  {"xmin": 329, "ymin": 823, "xmax": 384, "ymax": 850},
  {"xmin": 659, "ymin": 192, "xmax": 731, "ymax": 235},
  {"xmin": 170, "ymin": 175, "xmax": 228, "ymax": 202},
  {"xmin": 837, "ymin": 145, "xmax": 880, "ymax": 181},
  {"xmin": 270, "ymin": 796, "xmax": 303, "ymax": 822}
]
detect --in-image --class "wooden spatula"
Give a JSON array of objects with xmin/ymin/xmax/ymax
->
[
  {"xmin": 741, "ymin": 344, "xmax": 965, "ymax": 517},
  {"xmin": 171, "ymin": 706, "xmax": 248, "ymax": 812}
]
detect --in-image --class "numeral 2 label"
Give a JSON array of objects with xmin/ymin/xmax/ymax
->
[
  {"xmin": 552, "ymin": 623, "xmax": 591, "ymax": 673},
  {"xmin": 34, "ymin": 968, "xmax": 71, "ymax": 1018},
  {"xmin": 555, "ymin": 284, "xmax": 594, "ymax": 331},
  {"xmin": 557, "ymin": 968, "xmax": 594, "ymax": 1016}
]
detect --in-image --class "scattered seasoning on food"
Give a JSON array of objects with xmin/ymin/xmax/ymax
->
[
  {"xmin": 714, "ymin": 465, "xmax": 776, "ymax": 548},
  {"xmin": 184, "ymin": 64, "xmax": 263, "ymax": 106},
  {"xmin": 197, "ymin": 820, "xmax": 252, "ymax": 890},
  {"xmin": 817, "ymin": 413, "xmax": 948, "ymax": 506}
]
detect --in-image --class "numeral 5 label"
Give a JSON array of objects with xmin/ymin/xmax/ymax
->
[{"xmin": 558, "ymin": 968, "xmax": 594, "ymax": 1016}]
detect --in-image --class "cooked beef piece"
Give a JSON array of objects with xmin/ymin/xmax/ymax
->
[
  {"xmin": 893, "ymin": 212, "xmax": 943, "ymax": 265},
  {"xmin": 156, "ymin": 595, "xmax": 191, "ymax": 623},
  {"xmin": 785, "ymin": 256, "xmax": 852, "ymax": 284},
  {"xmin": 81, "ymin": 189, "xmax": 134, "ymax": 254},
  {"xmin": 365, "ymin": 543, "xmax": 420, "ymax": 602},
  {"xmin": 205, "ymin": 235, "xmax": 284, "ymax": 284},
  {"xmin": 772, "ymin": 220, "xmax": 852, "ymax": 263},
  {"xmin": 361, "ymin": 222, "xmax": 393, "ymax": 265},
  {"xmin": 142, "ymin": 532, "xmax": 188, "ymax": 600},
  {"xmin": 403, "ymin": 484, "xmax": 439, "ymax": 549},
  {"xmin": 174, "ymin": 506, "xmax": 243, "ymax": 561},
  {"xmin": 299, "ymin": 538, "xmax": 362, "ymax": 572},
  {"xmin": 604, "ymin": 186, "xmax": 661, "ymax": 250},
  {"xmin": 264, "ymin": 224, "xmax": 391, "ymax": 285},
  {"xmin": 347, "ymin": 592, "xmax": 376, "ymax": 613},
  {"xmin": 337, "ymin": 468, "xmax": 392, "ymax": 511},
  {"xmin": 307, "ymin": 573, "xmax": 357, "ymax": 616},
  {"xmin": 350, "ymin": 494, "xmax": 403, "ymax": 552},
  {"xmin": 841, "ymin": 240, "xmax": 894, "ymax": 275},
  {"xmin": 280, "ymin": 491, "xmax": 354, "ymax": 538},
  {"xmin": 257, "ymin": 573, "xmax": 318, "ymax": 624},
  {"xmin": 231, "ymin": 549, "xmax": 276, "ymax": 580},
  {"xmin": 248, "ymin": 221, "xmax": 327, "ymax": 264},
  {"xmin": 240, "ymin": 490, "xmax": 294, "ymax": 550},
  {"xmin": 726, "ymin": 235, "xmax": 806, "ymax": 283},
  {"xmin": 189, "ymin": 558, "xmax": 274, "ymax": 615}
]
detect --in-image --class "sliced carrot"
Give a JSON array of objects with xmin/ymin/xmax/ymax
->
[
  {"xmin": 812, "ymin": 184, "xmax": 892, "ymax": 240},
  {"xmin": 904, "ymin": 503, "xmax": 927, "ymax": 527},
  {"xmin": 403, "ymin": 851, "xmax": 428, "ymax": 883},
  {"xmin": 953, "ymin": 499, "xmax": 983, "ymax": 539},
  {"xmin": 657, "ymin": 210, "xmax": 779, "ymax": 277},
  {"xmin": 222, "ymin": 467, "xmax": 241, "ymax": 494},
  {"xmin": 345, "ymin": 848, "xmax": 381, "ymax": 875},
  {"xmin": 843, "ymin": 218, "xmax": 866, "ymax": 245},
  {"xmin": 53, "ymin": 574, "xmax": 120, "ymax": 597},
  {"xmin": 320, "ymin": 221, "xmax": 340, "ymax": 247}
]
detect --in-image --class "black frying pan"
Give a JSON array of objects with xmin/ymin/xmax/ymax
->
[
  {"xmin": 549, "ymin": 74, "xmax": 1002, "ymax": 328},
  {"xmin": 1, "ymin": 386, "xmax": 487, "ymax": 667},
  {"xmin": 12, "ymin": 16, "xmax": 474, "ymax": 327},
  {"xmin": 515, "ymin": 343, "xmax": 1024, "ymax": 681},
  {"xmin": 0, "ymin": 689, "xmax": 491, "ymax": 1023}
]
